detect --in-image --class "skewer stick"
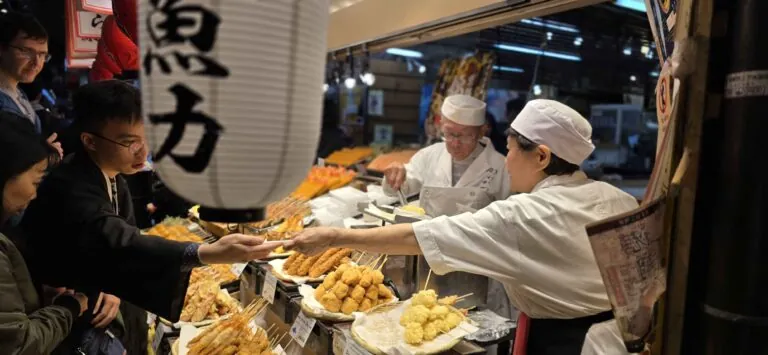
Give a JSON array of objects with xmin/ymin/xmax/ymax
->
[
  {"xmin": 368, "ymin": 254, "xmax": 384, "ymax": 268},
  {"xmin": 376, "ymin": 255, "xmax": 389, "ymax": 271},
  {"xmin": 355, "ymin": 252, "xmax": 367, "ymax": 264},
  {"xmin": 423, "ymin": 269, "xmax": 433, "ymax": 291},
  {"xmin": 455, "ymin": 293, "xmax": 474, "ymax": 302},
  {"xmin": 265, "ymin": 324, "xmax": 276, "ymax": 335}
]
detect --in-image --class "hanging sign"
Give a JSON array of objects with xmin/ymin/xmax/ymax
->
[{"xmin": 81, "ymin": 0, "xmax": 113, "ymax": 15}]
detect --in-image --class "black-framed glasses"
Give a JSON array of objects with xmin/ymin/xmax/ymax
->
[
  {"xmin": 88, "ymin": 132, "xmax": 146, "ymax": 155},
  {"xmin": 9, "ymin": 45, "xmax": 51, "ymax": 63}
]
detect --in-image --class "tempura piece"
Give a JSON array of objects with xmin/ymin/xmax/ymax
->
[
  {"xmin": 404, "ymin": 323, "xmax": 424, "ymax": 345},
  {"xmin": 377, "ymin": 284, "xmax": 393, "ymax": 300},
  {"xmin": 400, "ymin": 305, "xmax": 430, "ymax": 326},
  {"xmin": 341, "ymin": 297, "xmax": 360, "ymax": 315},
  {"xmin": 309, "ymin": 248, "xmax": 352, "ymax": 278},
  {"xmin": 314, "ymin": 285, "xmax": 326, "ymax": 300},
  {"xmin": 331, "ymin": 282, "xmax": 350, "ymax": 299},
  {"xmin": 432, "ymin": 319, "xmax": 450, "ymax": 334},
  {"xmin": 350, "ymin": 285, "xmax": 366, "ymax": 303},
  {"xmin": 429, "ymin": 305, "xmax": 450, "ymax": 320},
  {"xmin": 336, "ymin": 263, "xmax": 351, "ymax": 275},
  {"xmin": 445, "ymin": 312, "xmax": 463, "ymax": 329},
  {"xmin": 359, "ymin": 273, "xmax": 373, "ymax": 288},
  {"xmin": 320, "ymin": 293, "xmax": 342, "ymax": 312},
  {"xmin": 438, "ymin": 295, "xmax": 458, "ymax": 306},
  {"xmin": 322, "ymin": 271, "xmax": 338, "ymax": 289},
  {"xmin": 359, "ymin": 298, "xmax": 373, "ymax": 312},
  {"xmin": 283, "ymin": 252, "xmax": 301, "ymax": 270},
  {"xmin": 371, "ymin": 270, "xmax": 385, "ymax": 285},
  {"xmin": 411, "ymin": 290, "xmax": 437, "ymax": 308},
  {"xmin": 297, "ymin": 254, "xmax": 321, "ymax": 276},
  {"xmin": 341, "ymin": 268, "xmax": 362, "ymax": 285},
  {"xmin": 287, "ymin": 254, "xmax": 307, "ymax": 275},
  {"xmin": 365, "ymin": 285, "xmax": 378, "ymax": 300},
  {"xmin": 423, "ymin": 322, "xmax": 438, "ymax": 341}
]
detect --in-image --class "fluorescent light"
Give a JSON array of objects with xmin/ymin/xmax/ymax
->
[
  {"xmin": 650, "ymin": 71, "xmax": 660, "ymax": 77},
  {"xmin": 495, "ymin": 43, "xmax": 581, "ymax": 62},
  {"xmin": 615, "ymin": 0, "xmax": 646, "ymax": 12},
  {"xmin": 492, "ymin": 65, "xmax": 525, "ymax": 73},
  {"xmin": 520, "ymin": 18, "xmax": 579, "ymax": 33},
  {"xmin": 386, "ymin": 48, "xmax": 423, "ymax": 58}
]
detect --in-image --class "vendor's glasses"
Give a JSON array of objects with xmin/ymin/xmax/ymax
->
[
  {"xmin": 89, "ymin": 132, "xmax": 146, "ymax": 155},
  {"xmin": 441, "ymin": 130, "xmax": 478, "ymax": 144},
  {"xmin": 9, "ymin": 45, "xmax": 51, "ymax": 63}
]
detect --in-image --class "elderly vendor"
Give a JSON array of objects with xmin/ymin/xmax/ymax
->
[{"xmin": 288, "ymin": 99, "xmax": 639, "ymax": 355}]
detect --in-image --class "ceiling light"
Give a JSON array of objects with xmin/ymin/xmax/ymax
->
[
  {"xmin": 418, "ymin": 65, "xmax": 426, "ymax": 74},
  {"xmin": 385, "ymin": 48, "xmax": 423, "ymax": 58},
  {"xmin": 533, "ymin": 85, "xmax": 543, "ymax": 96},
  {"xmin": 495, "ymin": 43, "xmax": 581, "ymax": 62},
  {"xmin": 630, "ymin": 75, "xmax": 637, "ymax": 82},
  {"xmin": 640, "ymin": 45, "xmax": 650, "ymax": 55},
  {"xmin": 615, "ymin": 0, "xmax": 646, "ymax": 12},
  {"xmin": 323, "ymin": 83, "xmax": 329, "ymax": 92},
  {"xmin": 344, "ymin": 77, "xmax": 356, "ymax": 89},
  {"xmin": 520, "ymin": 18, "xmax": 579, "ymax": 33},
  {"xmin": 360, "ymin": 72, "xmax": 376, "ymax": 86},
  {"xmin": 492, "ymin": 65, "xmax": 525, "ymax": 73},
  {"xmin": 623, "ymin": 47, "xmax": 632, "ymax": 56},
  {"xmin": 0, "ymin": 9, "xmax": 7, "ymax": 14},
  {"xmin": 574, "ymin": 37, "xmax": 583, "ymax": 46},
  {"xmin": 546, "ymin": 32, "xmax": 553, "ymax": 41},
  {"xmin": 650, "ymin": 71, "xmax": 660, "ymax": 77}
]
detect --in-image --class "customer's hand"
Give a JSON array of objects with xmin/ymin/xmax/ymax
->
[
  {"xmin": 383, "ymin": 162, "xmax": 406, "ymax": 190},
  {"xmin": 54, "ymin": 291, "xmax": 88, "ymax": 316},
  {"xmin": 198, "ymin": 234, "xmax": 284, "ymax": 264},
  {"xmin": 92, "ymin": 293, "xmax": 121, "ymax": 328},
  {"xmin": 46, "ymin": 133, "xmax": 63, "ymax": 158}
]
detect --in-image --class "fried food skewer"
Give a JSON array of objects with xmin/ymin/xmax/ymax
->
[
  {"xmin": 355, "ymin": 252, "xmax": 367, "ymax": 264},
  {"xmin": 423, "ymin": 269, "xmax": 433, "ymax": 291},
  {"xmin": 375, "ymin": 255, "xmax": 389, "ymax": 271}
]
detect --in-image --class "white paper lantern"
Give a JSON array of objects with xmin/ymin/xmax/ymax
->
[{"xmin": 140, "ymin": 0, "xmax": 329, "ymax": 217}]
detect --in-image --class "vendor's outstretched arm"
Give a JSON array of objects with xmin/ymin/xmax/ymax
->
[{"xmin": 288, "ymin": 224, "xmax": 422, "ymax": 256}]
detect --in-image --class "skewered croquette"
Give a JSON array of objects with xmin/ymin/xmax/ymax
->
[
  {"xmin": 400, "ymin": 305, "xmax": 430, "ymax": 326},
  {"xmin": 423, "ymin": 322, "xmax": 438, "ymax": 341},
  {"xmin": 438, "ymin": 295, "xmax": 458, "ymax": 306},
  {"xmin": 404, "ymin": 323, "xmax": 424, "ymax": 345},
  {"xmin": 341, "ymin": 268, "xmax": 362, "ymax": 285},
  {"xmin": 350, "ymin": 285, "xmax": 366, "ymax": 302},
  {"xmin": 341, "ymin": 297, "xmax": 360, "ymax": 315},
  {"xmin": 322, "ymin": 271, "xmax": 337, "ymax": 289},
  {"xmin": 431, "ymin": 319, "xmax": 450, "ymax": 334},
  {"xmin": 445, "ymin": 312, "xmax": 463, "ymax": 329},
  {"xmin": 314, "ymin": 285, "xmax": 326, "ymax": 300},
  {"xmin": 365, "ymin": 285, "xmax": 379, "ymax": 300},
  {"xmin": 371, "ymin": 270, "xmax": 385, "ymax": 285},
  {"xmin": 429, "ymin": 305, "xmax": 450, "ymax": 320},
  {"xmin": 331, "ymin": 282, "xmax": 350, "ymax": 299},
  {"xmin": 377, "ymin": 283, "xmax": 393, "ymax": 300},
  {"xmin": 359, "ymin": 298, "xmax": 373, "ymax": 312},
  {"xmin": 320, "ymin": 293, "xmax": 342, "ymax": 312},
  {"xmin": 411, "ymin": 290, "xmax": 437, "ymax": 308},
  {"xmin": 336, "ymin": 263, "xmax": 351, "ymax": 274},
  {"xmin": 359, "ymin": 273, "xmax": 373, "ymax": 288}
]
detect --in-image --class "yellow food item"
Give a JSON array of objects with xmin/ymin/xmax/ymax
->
[
  {"xmin": 377, "ymin": 284, "xmax": 393, "ymax": 300},
  {"xmin": 365, "ymin": 285, "xmax": 379, "ymax": 300},
  {"xmin": 445, "ymin": 312, "xmax": 463, "ymax": 329},
  {"xmin": 404, "ymin": 323, "xmax": 424, "ymax": 345},
  {"xmin": 432, "ymin": 319, "xmax": 450, "ymax": 334},
  {"xmin": 147, "ymin": 223, "xmax": 204, "ymax": 243},
  {"xmin": 322, "ymin": 272, "xmax": 338, "ymax": 289},
  {"xmin": 411, "ymin": 290, "xmax": 437, "ymax": 308},
  {"xmin": 350, "ymin": 285, "xmax": 366, "ymax": 303},
  {"xmin": 180, "ymin": 280, "xmax": 238, "ymax": 323},
  {"xmin": 366, "ymin": 150, "xmax": 418, "ymax": 172},
  {"xmin": 320, "ymin": 293, "xmax": 342, "ymax": 313},
  {"xmin": 314, "ymin": 285, "xmax": 326, "ymax": 300},
  {"xmin": 429, "ymin": 305, "xmax": 450, "ymax": 320},
  {"xmin": 359, "ymin": 298, "xmax": 373, "ymax": 312},
  {"xmin": 438, "ymin": 295, "xmax": 458, "ymax": 306},
  {"xmin": 341, "ymin": 297, "xmax": 360, "ymax": 315},
  {"xmin": 423, "ymin": 322, "xmax": 438, "ymax": 341},
  {"xmin": 331, "ymin": 282, "xmax": 350, "ymax": 299},
  {"xmin": 283, "ymin": 249, "xmax": 352, "ymax": 278},
  {"xmin": 186, "ymin": 300, "xmax": 272, "ymax": 355},
  {"xmin": 336, "ymin": 263, "xmax": 351, "ymax": 274},
  {"xmin": 341, "ymin": 268, "xmax": 362, "ymax": 285},
  {"xmin": 371, "ymin": 270, "xmax": 385, "ymax": 285},
  {"xmin": 325, "ymin": 147, "xmax": 374, "ymax": 166},
  {"xmin": 400, "ymin": 305, "xmax": 430, "ymax": 326},
  {"xmin": 400, "ymin": 205, "xmax": 426, "ymax": 216},
  {"xmin": 359, "ymin": 273, "xmax": 373, "ymax": 288}
]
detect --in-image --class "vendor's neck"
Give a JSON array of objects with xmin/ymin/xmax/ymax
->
[
  {"xmin": 0, "ymin": 71, "xmax": 18, "ymax": 93},
  {"xmin": 453, "ymin": 143, "xmax": 482, "ymax": 162},
  {"xmin": 85, "ymin": 150, "xmax": 120, "ymax": 179}
]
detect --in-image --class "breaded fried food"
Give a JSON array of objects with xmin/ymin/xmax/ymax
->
[
  {"xmin": 359, "ymin": 298, "xmax": 373, "ymax": 312},
  {"xmin": 377, "ymin": 284, "xmax": 393, "ymax": 300},
  {"xmin": 445, "ymin": 312, "xmax": 463, "ymax": 329},
  {"xmin": 320, "ymin": 293, "xmax": 342, "ymax": 312},
  {"xmin": 336, "ymin": 263, "xmax": 351, "ymax": 275},
  {"xmin": 321, "ymin": 271, "xmax": 338, "ymax": 289},
  {"xmin": 404, "ymin": 323, "xmax": 424, "ymax": 345},
  {"xmin": 314, "ymin": 285, "xmax": 326, "ymax": 300},
  {"xmin": 309, "ymin": 248, "xmax": 351, "ymax": 278},
  {"xmin": 411, "ymin": 290, "xmax": 437, "ymax": 308},
  {"xmin": 429, "ymin": 305, "xmax": 450, "ymax": 320},
  {"xmin": 341, "ymin": 268, "xmax": 362, "ymax": 285},
  {"xmin": 341, "ymin": 297, "xmax": 359, "ymax": 315},
  {"xmin": 438, "ymin": 295, "xmax": 458, "ymax": 306},
  {"xmin": 296, "ymin": 254, "xmax": 321, "ymax": 276},
  {"xmin": 400, "ymin": 305, "xmax": 430, "ymax": 325},
  {"xmin": 423, "ymin": 322, "xmax": 438, "ymax": 341},
  {"xmin": 331, "ymin": 282, "xmax": 350, "ymax": 299},
  {"xmin": 283, "ymin": 252, "xmax": 301, "ymax": 270},
  {"xmin": 365, "ymin": 285, "xmax": 378, "ymax": 300},
  {"xmin": 371, "ymin": 270, "xmax": 385, "ymax": 285},
  {"xmin": 287, "ymin": 254, "xmax": 307, "ymax": 275},
  {"xmin": 350, "ymin": 285, "xmax": 366, "ymax": 302},
  {"xmin": 359, "ymin": 273, "xmax": 373, "ymax": 288},
  {"xmin": 432, "ymin": 319, "xmax": 450, "ymax": 334}
]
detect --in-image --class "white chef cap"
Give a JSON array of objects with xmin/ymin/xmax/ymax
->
[
  {"xmin": 441, "ymin": 95, "xmax": 487, "ymax": 126},
  {"xmin": 510, "ymin": 99, "xmax": 595, "ymax": 165}
]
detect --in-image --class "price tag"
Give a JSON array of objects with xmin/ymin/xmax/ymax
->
[
  {"xmin": 231, "ymin": 263, "xmax": 247, "ymax": 277},
  {"xmin": 344, "ymin": 337, "xmax": 370, "ymax": 355},
  {"xmin": 289, "ymin": 311, "xmax": 317, "ymax": 348},
  {"xmin": 273, "ymin": 344, "xmax": 286, "ymax": 355},
  {"xmin": 152, "ymin": 323, "xmax": 171, "ymax": 353},
  {"xmin": 262, "ymin": 271, "xmax": 278, "ymax": 304}
]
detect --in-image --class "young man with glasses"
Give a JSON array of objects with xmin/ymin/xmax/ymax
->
[
  {"xmin": 0, "ymin": 12, "xmax": 62, "ymax": 157},
  {"xmin": 20, "ymin": 80, "xmax": 281, "ymax": 353}
]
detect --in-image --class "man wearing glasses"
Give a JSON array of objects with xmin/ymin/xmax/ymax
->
[{"xmin": 0, "ymin": 12, "xmax": 62, "ymax": 157}]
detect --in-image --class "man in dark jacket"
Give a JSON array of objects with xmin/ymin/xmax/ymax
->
[{"xmin": 21, "ymin": 80, "xmax": 280, "ymax": 326}]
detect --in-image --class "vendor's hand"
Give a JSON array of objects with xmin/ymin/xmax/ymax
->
[
  {"xmin": 92, "ymin": 293, "xmax": 121, "ymax": 328},
  {"xmin": 198, "ymin": 234, "xmax": 284, "ymax": 264},
  {"xmin": 383, "ymin": 162, "xmax": 406, "ymax": 190},
  {"xmin": 46, "ymin": 133, "xmax": 64, "ymax": 158},
  {"xmin": 284, "ymin": 227, "xmax": 340, "ymax": 256}
]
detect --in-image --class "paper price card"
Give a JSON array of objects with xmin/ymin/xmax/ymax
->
[
  {"xmin": 152, "ymin": 322, "xmax": 171, "ymax": 353},
  {"xmin": 289, "ymin": 311, "xmax": 317, "ymax": 348},
  {"xmin": 344, "ymin": 337, "xmax": 370, "ymax": 355},
  {"xmin": 262, "ymin": 271, "xmax": 278, "ymax": 304},
  {"xmin": 231, "ymin": 263, "xmax": 247, "ymax": 277}
]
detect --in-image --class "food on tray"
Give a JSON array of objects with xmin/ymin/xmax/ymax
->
[
  {"xmin": 186, "ymin": 300, "xmax": 272, "ymax": 355},
  {"xmin": 189, "ymin": 264, "xmax": 238, "ymax": 285},
  {"xmin": 324, "ymin": 147, "xmax": 374, "ymax": 166},
  {"xmin": 179, "ymin": 280, "xmax": 239, "ymax": 323},
  {"xmin": 146, "ymin": 223, "xmax": 204, "ymax": 243},
  {"xmin": 291, "ymin": 166, "xmax": 357, "ymax": 200},
  {"xmin": 282, "ymin": 248, "xmax": 353, "ymax": 278},
  {"xmin": 249, "ymin": 197, "xmax": 311, "ymax": 230},
  {"xmin": 313, "ymin": 261, "xmax": 393, "ymax": 315},
  {"xmin": 399, "ymin": 290, "xmax": 467, "ymax": 345},
  {"xmin": 366, "ymin": 150, "xmax": 418, "ymax": 172}
]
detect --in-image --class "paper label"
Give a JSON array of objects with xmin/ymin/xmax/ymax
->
[
  {"xmin": 262, "ymin": 271, "xmax": 278, "ymax": 304},
  {"xmin": 725, "ymin": 70, "xmax": 768, "ymax": 98},
  {"xmin": 344, "ymin": 337, "xmax": 370, "ymax": 355},
  {"xmin": 289, "ymin": 311, "xmax": 317, "ymax": 348},
  {"xmin": 231, "ymin": 263, "xmax": 247, "ymax": 277},
  {"xmin": 274, "ymin": 344, "xmax": 286, "ymax": 355},
  {"xmin": 146, "ymin": 313, "xmax": 157, "ymax": 326},
  {"xmin": 152, "ymin": 323, "xmax": 171, "ymax": 353}
]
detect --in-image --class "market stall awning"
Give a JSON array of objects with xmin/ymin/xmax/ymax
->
[{"xmin": 328, "ymin": 0, "xmax": 609, "ymax": 52}]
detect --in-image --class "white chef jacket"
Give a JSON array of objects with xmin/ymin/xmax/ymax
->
[
  {"xmin": 383, "ymin": 137, "xmax": 510, "ymax": 201},
  {"xmin": 412, "ymin": 172, "xmax": 638, "ymax": 350},
  {"xmin": 581, "ymin": 320, "xmax": 633, "ymax": 355}
]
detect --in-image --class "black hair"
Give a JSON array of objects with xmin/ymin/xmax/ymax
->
[
  {"xmin": 0, "ymin": 113, "xmax": 60, "ymax": 216},
  {"xmin": 322, "ymin": 97, "xmax": 340, "ymax": 130},
  {"xmin": 72, "ymin": 80, "xmax": 142, "ymax": 133},
  {"xmin": 0, "ymin": 12, "xmax": 48, "ymax": 47},
  {"xmin": 507, "ymin": 128, "xmax": 580, "ymax": 176}
]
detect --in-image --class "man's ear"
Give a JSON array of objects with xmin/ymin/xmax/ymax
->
[
  {"xmin": 537, "ymin": 145, "xmax": 552, "ymax": 171},
  {"xmin": 81, "ymin": 133, "xmax": 97, "ymax": 152}
]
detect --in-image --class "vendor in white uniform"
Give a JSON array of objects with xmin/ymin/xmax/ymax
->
[
  {"xmin": 287, "ymin": 99, "xmax": 638, "ymax": 355},
  {"xmin": 382, "ymin": 94, "xmax": 510, "ymax": 210}
]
